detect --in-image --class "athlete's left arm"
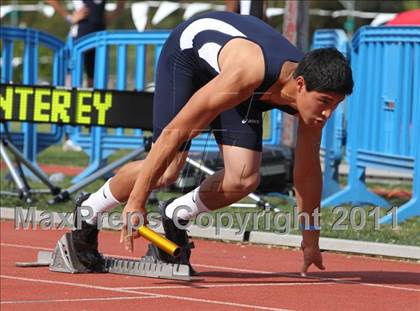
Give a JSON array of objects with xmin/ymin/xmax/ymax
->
[
  {"xmin": 294, "ymin": 117, "xmax": 322, "ymax": 228},
  {"xmin": 293, "ymin": 118, "xmax": 325, "ymax": 275}
]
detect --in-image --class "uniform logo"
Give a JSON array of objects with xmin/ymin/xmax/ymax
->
[{"xmin": 242, "ymin": 118, "xmax": 260, "ymax": 124}]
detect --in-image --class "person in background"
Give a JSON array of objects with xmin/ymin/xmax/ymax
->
[
  {"xmin": 46, "ymin": 0, "xmax": 125, "ymax": 87},
  {"xmin": 45, "ymin": 0, "xmax": 125, "ymax": 151}
]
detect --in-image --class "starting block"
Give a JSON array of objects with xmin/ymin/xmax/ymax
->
[{"xmin": 16, "ymin": 233, "xmax": 200, "ymax": 281}]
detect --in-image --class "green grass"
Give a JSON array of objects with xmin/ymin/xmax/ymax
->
[
  {"xmin": 37, "ymin": 145, "xmax": 89, "ymax": 166},
  {"xmin": 1, "ymin": 143, "xmax": 419, "ymax": 246}
]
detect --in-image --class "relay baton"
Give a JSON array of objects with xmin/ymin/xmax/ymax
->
[{"xmin": 138, "ymin": 226, "xmax": 181, "ymax": 257}]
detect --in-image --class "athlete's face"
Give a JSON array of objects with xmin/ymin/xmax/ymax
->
[{"xmin": 295, "ymin": 76, "xmax": 345, "ymax": 127}]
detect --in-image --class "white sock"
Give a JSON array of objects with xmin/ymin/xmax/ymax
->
[
  {"xmin": 80, "ymin": 179, "xmax": 121, "ymax": 224},
  {"xmin": 165, "ymin": 186, "xmax": 211, "ymax": 221}
]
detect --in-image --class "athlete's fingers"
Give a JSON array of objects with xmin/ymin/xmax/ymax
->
[
  {"xmin": 300, "ymin": 261, "xmax": 311, "ymax": 277},
  {"xmin": 314, "ymin": 257, "xmax": 325, "ymax": 270},
  {"xmin": 125, "ymin": 234, "xmax": 134, "ymax": 252}
]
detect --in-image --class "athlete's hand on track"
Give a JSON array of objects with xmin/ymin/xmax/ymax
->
[{"xmin": 300, "ymin": 242, "xmax": 325, "ymax": 277}]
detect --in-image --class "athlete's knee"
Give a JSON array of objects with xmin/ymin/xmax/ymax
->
[
  {"xmin": 155, "ymin": 153, "xmax": 187, "ymax": 187},
  {"xmin": 157, "ymin": 171, "xmax": 179, "ymax": 187},
  {"xmin": 155, "ymin": 163, "xmax": 184, "ymax": 187},
  {"xmin": 226, "ymin": 172, "xmax": 260, "ymax": 195},
  {"xmin": 242, "ymin": 173, "xmax": 260, "ymax": 194}
]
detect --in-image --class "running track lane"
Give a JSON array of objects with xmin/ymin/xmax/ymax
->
[{"xmin": 1, "ymin": 220, "xmax": 419, "ymax": 311}]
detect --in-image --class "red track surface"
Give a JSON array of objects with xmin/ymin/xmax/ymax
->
[{"xmin": 1, "ymin": 220, "xmax": 419, "ymax": 311}]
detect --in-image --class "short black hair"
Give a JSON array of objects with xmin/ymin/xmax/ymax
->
[{"xmin": 293, "ymin": 48, "xmax": 353, "ymax": 95}]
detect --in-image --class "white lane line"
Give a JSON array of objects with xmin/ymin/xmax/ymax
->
[
  {"xmin": 2, "ymin": 242, "xmax": 420, "ymax": 293},
  {"xmin": 0, "ymin": 275, "xmax": 292, "ymax": 311},
  {"xmin": 193, "ymin": 263, "xmax": 420, "ymax": 293},
  {"xmin": 0, "ymin": 274, "xmax": 160, "ymax": 296},
  {"xmin": 116, "ymin": 282, "xmax": 335, "ymax": 290},
  {"xmin": 1, "ymin": 242, "xmax": 52, "ymax": 251},
  {"xmin": 1, "ymin": 296, "xmax": 159, "ymax": 304}
]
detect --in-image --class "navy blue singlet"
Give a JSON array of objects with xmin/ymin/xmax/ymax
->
[{"xmin": 153, "ymin": 11, "xmax": 304, "ymax": 152}]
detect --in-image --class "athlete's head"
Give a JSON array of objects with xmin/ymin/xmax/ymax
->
[{"xmin": 293, "ymin": 48, "xmax": 353, "ymax": 127}]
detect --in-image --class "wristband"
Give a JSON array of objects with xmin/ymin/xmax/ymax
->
[
  {"xmin": 300, "ymin": 224, "xmax": 321, "ymax": 231},
  {"xmin": 66, "ymin": 15, "xmax": 73, "ymax": 24}
]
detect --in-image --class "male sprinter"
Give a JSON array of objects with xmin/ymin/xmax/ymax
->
[{"xmin": 71, "ymin": 11, "xmax": 353, "ymax": 276}]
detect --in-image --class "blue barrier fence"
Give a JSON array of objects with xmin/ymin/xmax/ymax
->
[
  {"xmin": 321, "ymin": 26, "xmax": 420, "ymax": 223},
  {"xmin": 0, "ymin": 27, "xmax": 66, "ymax": 168},
  {"xmin": 311, "ymin": 29, "xmax": 350, "ymax": 199}
]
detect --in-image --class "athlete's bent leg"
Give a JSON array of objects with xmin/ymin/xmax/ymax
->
[
  {"xmin": 200, "ymin": 144, "xmax": 261, "ymax": 209},
  {"xmin": 165, "ymin": 144, "xmax": 261, "ymax": 221}
]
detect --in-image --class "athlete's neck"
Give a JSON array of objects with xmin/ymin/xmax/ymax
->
[
  {"xmin": 260, "ymin": 61, "xmax": 298, "ymax": 110},
  {"xmin": 279, "ymin": 61, "xmax": 298, "ymax": 102}
]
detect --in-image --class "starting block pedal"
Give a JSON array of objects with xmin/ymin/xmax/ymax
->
[
  {"xmin": 49, "ymin": 232, "xmax": 91, "ymax": 273},
  {"xmin": 16, "ymin": 232, "xmax": 200, "ymax": 281}
]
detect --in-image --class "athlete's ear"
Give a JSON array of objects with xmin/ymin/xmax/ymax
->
[{"xmin": 295, "ymin": 76, "xmax": 306, "ymax": 93}]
